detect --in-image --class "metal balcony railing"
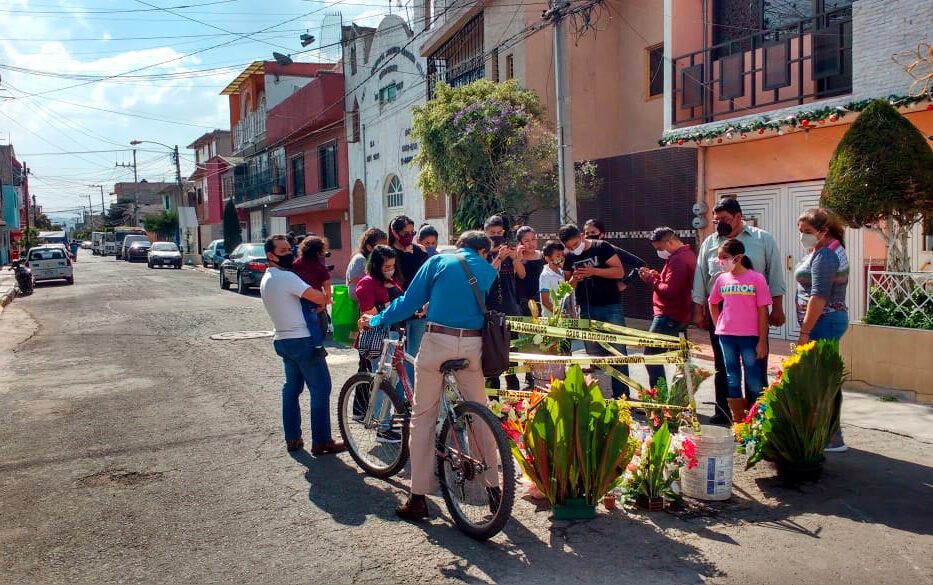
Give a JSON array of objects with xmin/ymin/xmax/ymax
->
[
  {"xmin": 233, "ymin": 169, "xmax": 285, "ymax": 204},
  {"xmin": 865, "ymin": 270, "xmax": 933, "ymax": 330},
  {"xmin": 233, "ymin": 103, "xmax": 267, "ymax": 152},
  {"xmin": 671, "ymin": 7, "xmax": 852, "ymax": 127}
]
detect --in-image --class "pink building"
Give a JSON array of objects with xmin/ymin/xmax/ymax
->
[{"xmin": 186, "ymin": 130, "xmax": 234, "ymax": 253}]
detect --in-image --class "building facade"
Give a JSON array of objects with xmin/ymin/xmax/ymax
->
[
  {"xmin": 662, "ymin": 0, "xmax": 933, "ymax": 339},
  {"xmin": 187, "ymin": 130, "xmax": 234, "ymax": 253},
  {"xmin": 221, "ymin": 61, "xmax": 332, "ymax": 243},
  {"xmin": 343, "ymin": 15, "xmax": 450, "ymax": 249},
  {"xmin": 0, "ymin": 145, "xmax": 26, "ymax": 264},
  {"xmin": 266, "ymin": 66, "xmax": 352, "ymax": 277}
]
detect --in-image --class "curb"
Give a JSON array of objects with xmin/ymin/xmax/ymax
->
[{"xmin": 0, "ymin": 287, "xmax": 17, "ymax": 311}]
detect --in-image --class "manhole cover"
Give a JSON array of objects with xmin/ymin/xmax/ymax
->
[{"xmin": 210, "ymin": 331, "xmax": 274, "ymax": 341}]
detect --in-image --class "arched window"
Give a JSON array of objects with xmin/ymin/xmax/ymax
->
[{"xmin": 385, "ymin": 175, "xmax": 403, "ymax": 209}]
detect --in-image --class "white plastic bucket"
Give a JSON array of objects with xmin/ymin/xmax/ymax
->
[{"xmin": 680, "ymin": 425, "xmax": 735, "ymax": 501}]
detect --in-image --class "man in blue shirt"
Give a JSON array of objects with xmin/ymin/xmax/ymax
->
[{"xmin": 364, "ymin": 231, "xmax": 499, "ymax": 521}]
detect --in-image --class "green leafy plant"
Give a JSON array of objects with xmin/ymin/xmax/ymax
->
[
  {"xmin": 143, "ymin": 209, "xmax": 178, "ymax": 239},
  {"xmin": 623, "ymin": 422, "xmax": 697, "ymax": 503},
  {"xmin": 515, "ymin": 281, "xmax": 575, "ymax": 354},
  {"xmin": 821, "ymin": 99, "xmax": 933, "ymax": 272},
  {"xmin": 512, "ymin": 365, "xmax": 637, "ymax": 506},
  {"xmin": 736, "ymin": 340, "xmax": 845, "ymax": 470},
  {"xmin": 862, "ymin": 286, "xmax": 933, "ymax": 330}
]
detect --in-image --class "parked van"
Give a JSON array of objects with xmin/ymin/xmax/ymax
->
[
  {"xmin": 121, "ymin": 235, "xmax": 150, "ymax": 261},
  {"xmin": 111, "ymin": 227, "xmax": 147, "ymax": 259},
  {"xmin": 26, "ymin": 246, "xmax": 74, "ymax": 285},
  {"xmin": 91, "ymin": 232, "xmax": 106, "ymax": 255}
]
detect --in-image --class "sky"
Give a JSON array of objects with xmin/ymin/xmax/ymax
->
[{"xmin": 0, "ymin": 0, "xmax": 403, "ymax": 224}]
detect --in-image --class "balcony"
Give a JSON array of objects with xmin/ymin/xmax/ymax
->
[
  {"xmin": 233, "ymin": 102, "xmax": 267, "ymax": 152},
  {"xmin": 671, "ymin": 7, "xmax": 852, "ymax": 127},
  {"xmin": 233, "ymin": 167, "xmax": 285, "ymax": 207}
]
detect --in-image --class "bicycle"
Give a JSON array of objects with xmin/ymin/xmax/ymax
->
[{"xmin": 337, "ymin": 331, "xmax": 515, "ymax": 540}]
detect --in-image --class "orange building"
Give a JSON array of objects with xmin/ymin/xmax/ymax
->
[{"xmin": 662, "ymin": 0, "xmax": 933, "ymax": 339}]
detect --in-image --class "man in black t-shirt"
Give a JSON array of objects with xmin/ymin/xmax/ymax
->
[{"xmin": 559, "ymin": 223, "xmax": 630, "ymax": 398}]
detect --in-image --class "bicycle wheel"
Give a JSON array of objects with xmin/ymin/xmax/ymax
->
[
  {"xmin": 436, "ymin": 401, "xmax": 515, "ymax": 541},
  {"xmin": 337, "ymin": 373, "xmax": 410, "ymax": 479}
]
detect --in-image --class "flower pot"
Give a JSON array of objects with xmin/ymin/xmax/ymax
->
[
  {"xmin": 777, "ymin": 458, "xmax": 824, "ymax": 482},
  {"xmin": 552, "ymin": 497, "xmax": 596, "ymax": 520},
  {"xmin": 602, "ymin": 493, "xmax": 618, "ymax": 511},
  {"xmin": 635, "ymin": 496, "xmax": 665, "ymax": 512}
]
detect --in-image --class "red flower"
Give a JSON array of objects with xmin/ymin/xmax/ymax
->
[
  {"xmin": 748, "ymin": 402, "xmax": 760, "ymax": 420},
  {"xmin": 663, "ymin": 410, "xmax": 673, "ymax": 420}
]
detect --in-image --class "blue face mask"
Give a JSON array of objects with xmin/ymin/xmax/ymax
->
[{"xmin": 425, "ymin": 246, "xmax": 437, "ymax": 256}]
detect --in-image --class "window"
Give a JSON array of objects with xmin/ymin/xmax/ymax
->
[
  {"xmin": 386, "ymin": 175, "xmax": 403, "ymax": 209},
  {"xmin": 323, "ymin": 221, "xmax": 342, "ymax": 250},
  {"xmin": 505, "ymin": 54, "xmax": 514, "ymax": 80},
  {"xmin": 318, "ymin": 141, "xmax": 338, "ymax": 191},
  {"xmin": 289, "ymin": 223, "xmax": 306, "ymax": 235},
  {"xmin": 350, "ymin": 45, "xmax": 358, "ymax": 76},
  {"xmin": 379, "ymin": 83, "xmax": 398, "ymax": 104},
  {"xmin": 424, "ymin": 194, "xmax": 446, "ymax": 219},
  {"xmin": 347, "ymin": 101, "xmax": 360, "ymax": 143},
  {"xmin": 352, "ymin": 179, "xmax": 367, "ymax": 225},
  {"xmin": 291, "ymin": 154, "xmax": 305, "ymax": 197},
  {"xmin": 646, "ymin": 43, "xmax": 664, "ymax": 98},
  {"xmin": 196, "ymin": 188, "xmax": 203, "ymax": 204},
  {"xmin": 491, "ymin": 48, "xmax": 499, "ymax": 82}
]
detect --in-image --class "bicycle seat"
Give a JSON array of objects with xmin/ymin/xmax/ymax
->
[{"xmin": 440, "ymin": 359, "xmax": 469, "ymax": 372}]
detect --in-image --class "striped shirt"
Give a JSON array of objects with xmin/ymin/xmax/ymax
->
[{"xmin": 794, "ymin": 239, "xmax": 849, "ymax": 322}]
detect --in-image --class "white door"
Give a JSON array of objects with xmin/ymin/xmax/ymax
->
[
  {"xmin": 721, "ymin": 181, "xmax": 866, "ymax": 340},
  {"xmin": 249, "ymin": 210, "xmax": 263, "ymax": 243},
  {"xmin": 270, "ymin": 217, "xmax": 288, "ymax": 236}
]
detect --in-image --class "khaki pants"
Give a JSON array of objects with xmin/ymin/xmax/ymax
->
[{"xmin": 409, "ymin": 329, "xmax": 496, "ymax": 495}]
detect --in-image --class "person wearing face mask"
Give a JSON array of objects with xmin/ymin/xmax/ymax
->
[
  {"xmin": 347, "ymin": 228, "xmax": 388, "ymax": 302},
  {"xmin": 417, "ymin": 223, "xmax": 439, "ymax": 257},
  {"xmin": 558, "ymin": 223, "xmax": 630, "ymax": 398},
  {"xmin": 291, "ymin": 236, "xmax": 332, "ymax": 350},
  {"xmin": 583, "ymin": 219, "xmax": 647, "ymax": 296},
  {"xmin": 638, "ymin": 227, "xmax": 697, "ymax": 389},
  {"xmin": 360, "ymin": 231, "xmax": 501, "ymax": 521},
  {"xmin": 484, "ymin": 215, "xmax": 526, "ymax": 391},
  {"xmin": 794, "ymin": 207, "xmax": 850, "ymax": 452},
  {"xmin": 708, "ymin": 239, "xmax": 772, "ymax": 423},
  {"xmin": 259, "ymin": 235, "xmax": 346, "ymax": 455},
  {"xmin": 388, "ymin": 215, "xmax": 431, "ymax": 374},
  {"xmin": 692, "ymin": 197, "xmax": 785, "ymax": 424}
]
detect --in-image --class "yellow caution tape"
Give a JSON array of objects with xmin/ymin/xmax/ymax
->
[
  {"xmin": 506, "ymin": 316, "xmax": 699, "ymax": 350},
  {"xmin": 484, "ymin": 388, "xmax": 694, "ymax": 411},
  {"xmin": 508, "ymin": 351, "xmax": 686, "ymax": 366}
]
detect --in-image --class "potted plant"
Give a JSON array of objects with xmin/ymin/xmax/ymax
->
[
  {"xmin": 515, "ymin": 281, "xmax": 575, "ymax": 388},
  {"xmin": 635, "ymin": 365, "xmax": 711, "ymax": 433},
  {"xmin": 510, "ymin": 365, "xmax": 637, "ymax": 520},
  {"xmin": 623, "ymin": 422, "xmax": 698, "ymax": 511},
  {"xmin": 734, "ymin": 340, "xmax": 845, "ymax": 481}
]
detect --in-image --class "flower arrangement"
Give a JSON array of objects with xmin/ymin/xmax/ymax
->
[
  {"xmin": 516, "ymin": 280, "xmax": 575, "ymax": 354},
  {"xmin": 635, "ymin": 365, "xmax": 711, "ymax": 433},
  {"xmin": 511, "ymin": 365, "xmax": 637, "ymax": 509},
  {"xmin": 623, "ymin": 422, "xmax": 698, "ymax": 508},
  {"xmin": 487, "ymin": 390, "xmax": 546, "ymax": 447},
  {"xmin": 734, "ymin": 340, "xmax": 845, "ymax": 475}
]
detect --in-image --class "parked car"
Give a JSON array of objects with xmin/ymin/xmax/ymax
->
[
  {"xmin": 125, "ymin": 240, "xmax": 153, "ymax": 262},
  {"xmin": 26, "ymin": 246, "xmax": 74, "ymax": 285},
  {"xmin": 219, "ymin": 243, "xmax": 267, "ymax": 294},
  {"xmin": 80, "ymin": 241, "xmax": 93, "ymax": 249},
  {"xmin": 148, "ymin": 242, "xmax": 182, "ymax": 269},
  {"xmin": 121, "ymin": 235, "xmax": 150, "ymax": 261},
  {"xmin": 201, "ymin": 239, "xmax": 226, "ymax": 269}
]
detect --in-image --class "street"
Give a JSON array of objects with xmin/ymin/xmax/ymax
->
[{"xmin": 1, "ymin": 253, "xmax": 931, "ymax": 585}]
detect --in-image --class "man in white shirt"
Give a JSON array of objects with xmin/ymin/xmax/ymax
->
[{"xmin": 260, "ymin": 235, "xmax": 345, "ymax": 455}]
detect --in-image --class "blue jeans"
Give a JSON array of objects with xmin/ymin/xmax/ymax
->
[
  {"xmin": 645, "ymin": 314, "xmax": 688, "ymax": 389},
  {"xmin": 580, "ymin": 303, "xmax": 629, "ymax": 398},
  {"xmin": 299, "ymin": 299, "xmax": 325, "ymax": 347},
  {"xmin": 719, "ymin": 335, "xmax": 764, "ymax": 402},
  {"xmin": 273, "ymin": 337, "xmax": 332, "ymax": 444},
  {"xmin": 810, "ymin": 310, "xmax": 849, "ymax": 342}
]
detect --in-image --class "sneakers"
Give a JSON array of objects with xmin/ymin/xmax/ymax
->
[
  {"xmin": 376, "ymin": 429, "xmax": 402, "ymax": 444},
  {"xmin": 825, "ymin": 432, "xmax": 848, "ymax": 453}
]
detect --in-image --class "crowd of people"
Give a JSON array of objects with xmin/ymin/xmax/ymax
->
[{"xmin": 256, "ymin": 198, "xmax": 852, "ymax": 520}]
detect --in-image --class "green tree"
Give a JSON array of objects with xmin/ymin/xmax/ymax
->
[
  {"xmin": 412, "ymin": 80, "xmax": 601, "ymax": 230},
  {"xmin": 33, "ymin": 213, "xmax": 52, "ymax": 230},
  {"xmin": 143, "ymin": 210, "xmax": 178, "ymax": 239},
  {"xmin": 821, "ymin": 99, "xmax": 933, "ymax": 272},
  {"xmin": 223, "ymin": 198, "xmax": 242, "ymax": 252}
]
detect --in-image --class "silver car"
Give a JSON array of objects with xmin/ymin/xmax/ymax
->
[
  {"xmin": 148, "ymin": 242, "xmax": 182, "ymax": 269},
  {"xmin": 26, "ymin": 246, "xmax": 74, "ymax": 285}
]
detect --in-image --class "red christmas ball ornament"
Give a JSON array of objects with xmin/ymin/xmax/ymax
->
[
  {"xmin": 717, "ymin": 138, "xmax": 723, "ymax": 143},
  {"xmin": 926, "ymin": 103, "xmax": 933, "ymax": 111},
  {"xmin": 677, "ymin": 139, "xmax": 684, "ymax": 145},
  {"xmin": 757, "ymin": 128, "xmax": 765, "ymax": 135},
  {"xmin": 829, "ymin": 114, "xmax": 838, "ymax": 122},
  {"xmin": 800, "ymin": 118, "xmax": 810, "ymax": 127}
]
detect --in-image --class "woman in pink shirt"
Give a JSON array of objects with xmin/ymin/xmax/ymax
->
[{"xmin": 708, "ymin": 239, "xmax": 771, "ymax": 422}]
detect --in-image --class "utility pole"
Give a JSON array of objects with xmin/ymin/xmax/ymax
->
[
  {"xmin": 116, "ymin": 149, "xmax": 138, "ymax": 226},
  {"xmin": 89, "ymin": 184, "xmax": 106, "ymax": 223},
  {"xmin": 545, "ymin": 1, "xmax": 577, "ymax": 225},
  {"xmin": 172, "ymin": 144, "xmax": 184, "ymax": 250}
]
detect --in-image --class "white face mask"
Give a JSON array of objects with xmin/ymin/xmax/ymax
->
[
  {"xmin": 800, "ymin": 232, "xmax": 820, "ymax": 249},
  {"xmin": 657, "ymin": 249, "xmax": 672, "ymax": 260},
  {"xmin": 382, "ymin": 268, "xmax": 395, "ymax": 279},
  {"xmin": 718, "ymin": 257, "xmax": 736, "ymax": 272},
  {"xmin": 571, "ymin": 240, "xmax": 586, "ymax": 255}
]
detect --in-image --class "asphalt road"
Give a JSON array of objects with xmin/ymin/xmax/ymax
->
[{"xmin": 1, "ymin": 253, "xmax": 931, "ymax": 585}]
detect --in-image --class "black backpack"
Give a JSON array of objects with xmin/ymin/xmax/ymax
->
[{"xmin": 456, "ymin": 254, "xmax": 511, "ymax": 378}]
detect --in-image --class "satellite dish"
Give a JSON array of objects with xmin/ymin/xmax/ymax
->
[{"xmin": 272, "ymin": 52, "xmax": 294, "ymax": 66}]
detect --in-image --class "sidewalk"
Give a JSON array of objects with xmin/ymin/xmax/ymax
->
[{"xmin": 0, "ymin": 270, "xmax": 16, "ymax": 315}]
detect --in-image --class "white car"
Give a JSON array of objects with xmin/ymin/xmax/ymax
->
[{"xmin": 26, "ymin": 246, "xmax": 74, "ymax": 285}]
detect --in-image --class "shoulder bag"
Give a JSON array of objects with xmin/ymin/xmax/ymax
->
[{"xmin": 456, "ymin": 254, "xmax": 511, "ymax": 378}]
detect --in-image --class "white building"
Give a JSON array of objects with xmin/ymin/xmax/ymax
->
[{"xmin": 342, "ymin": 15, "xmax": 451, "ymax": 247}]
